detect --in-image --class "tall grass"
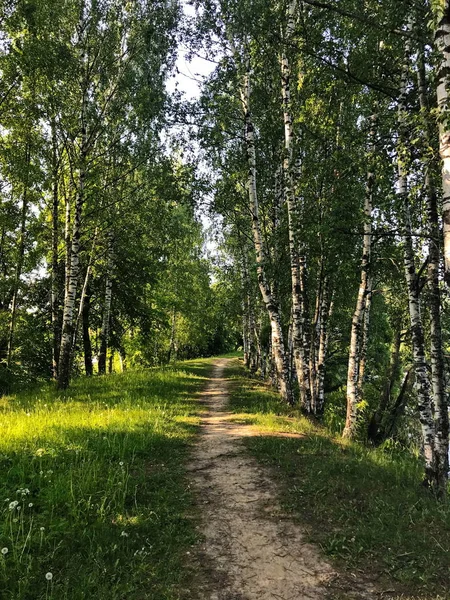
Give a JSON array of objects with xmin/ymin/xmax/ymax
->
[{"xmin": 0, "ymin": 360, "xmax": 213, "ymax": 600}]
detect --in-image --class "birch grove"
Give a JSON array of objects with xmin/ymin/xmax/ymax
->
[
  {"xmin": 0, "ymin": 0, "xmax": 450, "ymax": 491},
  {"xmin": 195, "ymin": 0, "xmax": 450, "ymax": 490}
]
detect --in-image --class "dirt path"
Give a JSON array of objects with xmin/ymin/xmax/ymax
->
[{"xmin": 188, "ymin": 359, "xmax": 379, "ymax": 600}]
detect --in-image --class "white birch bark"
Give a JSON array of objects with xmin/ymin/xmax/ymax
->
[
  {"xmin": 98, "ymin": 234, "xmax": 114, "ymax": 375},
  {"xmin": 280, "ymin": 0, "xmax": 312, "ymax": 410},
  {"xmin": 357, "ymin": 277, "xmax": 372, "ymax": 391},
  {"xmin": 343, "ymin": 121, "xmax": 375, "ymax": 439},
  {"xmin": 316, "ymin": 279, "xmax": 333, "ymax": 414},
  {"xmin": 51, "ymin": 119, "xmax": 61, "ymax": 379},
  {"xmin": 57, "ymin": 86, "xmax": 87, "ymax": 389},
  {"xmin": 397, "ymin": 26, "xmax": 436, "ymax": 483},
  {"xmin": 239, "ymin": 62, "xmax": 293, "ymax": 404},
  {"xmin": 435, "ymin": 3, "xmax": 450, "ymax": 284},
  {"xmin": 417, "ymin": 45, "xmax": 449, "ymax": 491}
]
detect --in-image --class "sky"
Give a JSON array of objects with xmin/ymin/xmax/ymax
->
[
  {"xmin": 166, "ymin": 2, "xmax": 215, "ymax": 101},
  {"xmin": 165, "ymin": 2, "xmax": 220, "ymax": 260}
]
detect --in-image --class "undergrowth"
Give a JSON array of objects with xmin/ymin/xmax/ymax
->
[
  {"xmin": 225, "ymin": 359, "xmax": 450, "ymax": 599},
  {"xmin": 0, "ymin": 359, "xmax": 213, "ymax": 600}
]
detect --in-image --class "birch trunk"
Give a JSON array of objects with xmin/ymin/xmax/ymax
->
[
  {"xmin": 7, "ymin": 145, "xmax": 30, "ymax": 368},
  {"xmin": 382, "ymin": 368, "xmax": 413, "ymax": 441},
  {"xmin": 343, "ymin": 122, "xmax": 375, "ymax": 438},
  {"xmin": 397, "ymin": 29, "xmax": 436, "ymax": 484},
  {"xmin": 168, "ymin": 306, "xmax": 177, "ymax": 363},
  {"xmin": 98, "ymin": 235, "xmax": 114, "ymax": 375},
  {"xmin": 51, "ymin": 119, "xmax": 61, "ymax": 379},
  {"xmin": 280, "ymin": 0, "xmax": 313, "ymax": 410},
  {"xmin": 435, "ymin": 3, "xmax": 450, "ymax": 285},
  {"xmin": 57, "ymin": 114, "xmax": 86, "ymax": 389},
  {"xmin": 72, "ymin": 227, "xmax": 98, "ymax": 359},
  {"xmin": 299, "ymin": 254, "xmax": 312, "ymax": 409},
  {"xmin": 239, "ymin": 63, "xmax": 292, "ymax": 404},
  {"xmin": 368, "ymin": 327, "xmax": 402, "ymax": 444},
  {"xmin": 418, "ymin": 47, "xmax": 449, "ymax": 491},
  {"xmin": 316, "ymin": 282, "xmax": 333, "ymax": 414},
  {"xmin": 58, "ymin": 182, "xmax": 83, "ymax": 388},
  {"xmin": 242, "ymin": 301, "xmax": 249, "ymax": 368},
  {"xmin": 357, "ymin": 277, "xmax": 372, "ymax": 391},
  {"xmin": 82, "ymin": 286, "xmax": 93, "ymax": 376}
]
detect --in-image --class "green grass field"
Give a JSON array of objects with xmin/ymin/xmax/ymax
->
[
  {"xmin": 0, "ymin": 359, "xmax": 213, "ymax": 600},
  {"xmin": 225, "ymin": 360, "xmax": 450, "ymax": 599}
]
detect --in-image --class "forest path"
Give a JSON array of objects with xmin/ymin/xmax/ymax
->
[{"xmin": 188, "ymin": 358, "xmax": 377, "ymax": 600}]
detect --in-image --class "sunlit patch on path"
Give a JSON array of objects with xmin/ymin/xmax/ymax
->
[{"xmin": 188, "ymin": 358, "xmax": 379, "ymax": 600}]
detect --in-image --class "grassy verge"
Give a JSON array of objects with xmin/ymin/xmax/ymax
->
[
  {"xmin": 0, "ymin": 358, "xmax": 214, "ymax": 600},
  {"xmin": 225, "ymin": 359, "xmax": 450, "ymax": 599}
]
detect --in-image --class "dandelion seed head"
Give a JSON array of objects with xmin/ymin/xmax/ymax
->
[
  {"xmin": 119, "ymin": 461, "xmax": 124, "ymax": 466},
  {"xmin": 45, "ymin": 572, "xmax": 53, "ymax": 581},
  {"xmin": 1, "ymin": 548, "xmax": 8, "ymax": 555},
  {"xmin": 28, "ymin": 503, "xmax": 33, "ymax": 508}
]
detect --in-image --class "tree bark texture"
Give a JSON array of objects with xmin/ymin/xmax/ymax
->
[
  {"xmin": 98, "ymin": 235, "xmax": 114, "ymax": 375},
  {"xmin": 397, "ymin": 29, "xmax": 436, "ymax": 484},
  {"xmin": 239, "ymin": 63, "xmax": 293, "ymax": 404},
  {"xmin": 343, "ymin": 118, "xmax": 375, "ymax": 439}
]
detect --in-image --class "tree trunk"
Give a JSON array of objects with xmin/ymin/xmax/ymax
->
[
  {"xmin": 239, "ymin": 62, "xmax": 292, "ymax": 404},
  {"xmin": 316, "ymin": 281, "xmax": 333, "ymax": 414},
  {"xmin": 98, "ymin": 235, "xmax": 114, "ymax": 375},
  {"xmin": 382, "ymin": 368, "xmax": 413, "ymax": 441},
  {"xmin": 6, "ymin": 144, "xmax": 30, "ymax": 368},
  {"xmin": 58, "ymin": 124, "xmax": 86, "ymax": 389},
  {"xmin": 82, "ymin": 286, "xmax": 93, "ymax": 376},
  {"xmin": 343, "ymin": 118, "xmax": 375, "ymax": 438},
  {"xmin": 368, "ymin": 327, "xmax": 402, "ymax": 444},
  {"xmin": 168, "ymin": 306, "xmax": 177, "ymax": 363},
  {"xmin": 397, "ymin": 28, "xmax": 436, "ymax": 484},
  {"xmin": 435, "ymin": 3, "xmax": 450, "ymax": 286},
  {"xmin": 418, "ymin": 45, "xmax": 449, "ymax": 492},
  {"xmin": 51, "ymin": 119, "xmax": 61, "ymax": 379},
  {"xmin": 357, "ymin": 277, "xmax": 372, "ymax": 391},
  {"xmin": 280, "ymin": 1, "xmax": 312, "ymax": 410}
]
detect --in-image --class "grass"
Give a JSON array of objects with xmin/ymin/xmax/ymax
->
[
  {"xmin": 225, "ymin": 359, "xmax": 450, "ymax": 599},
  {"xmin": 0, "ymin": 358, "xmax": 214, "ymax": 600}
]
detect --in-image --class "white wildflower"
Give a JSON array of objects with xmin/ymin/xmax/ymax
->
[
  {"xmin": 1, "ymin": 548, "xmax": 8, "ymax": 555},
  {"xmin": 40, "ymin": 527, "xmax": 45, "ymax": 531},
  {"xmin": 45, "ymin": 572, "xmax": 53, "ymax": 581},
  {"xmin": 119, "ymin": 461, "xmax": 124, "ymax": 466},
  {"xmin": 8, "ymin": 500, "xmax": 18, "ymax": 510},
  {"xmin": 120, "ymin": 531, "xmax": 129, "ymax": 537},
  {"xmin": 28, "ymin": 503, "xmax": 33, "ymax": 508}
]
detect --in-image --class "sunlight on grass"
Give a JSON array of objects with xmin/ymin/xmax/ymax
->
[
  {"xmin": 225, "ymin": 359, "xmax": 450, "ymax": 599},
  {"xmin": 0, "ymin": 359, "xmax": 213, "ymax": 600}
]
